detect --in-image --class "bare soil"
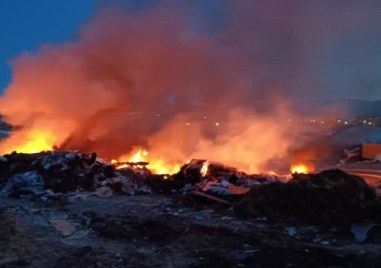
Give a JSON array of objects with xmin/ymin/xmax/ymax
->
[{"xmin": 1, "ymin": 193, "xmax": 381, "ymax": 268}]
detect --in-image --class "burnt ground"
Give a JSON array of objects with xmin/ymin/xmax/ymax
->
[{"xmin": 0, "ymin": 193, "xmax": 381, "ymax": 268}]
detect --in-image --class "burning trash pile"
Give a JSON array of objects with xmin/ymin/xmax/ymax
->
[
  {"xmin": 0, "ymin": 150, "xmax": 381, "ymax": 226},
  {"xmin": 173, "ymin": 159, "xmax": 287, "ymax": 202},
  {"xmin": 0, "ymin": 151, "xmax": 287, "ymax": 200},
  {"xmin": 0, "ymin": 151, "xmax": 153, "ymax": 199}
]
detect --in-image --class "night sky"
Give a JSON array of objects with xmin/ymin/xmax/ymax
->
[{"xmin": 1, "ymin": 0, "xmax": 381, "ymax": 100}]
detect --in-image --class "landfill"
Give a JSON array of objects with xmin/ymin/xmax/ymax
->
[{"xmin": 1, "ymin": 150, "xmax": 381, "ymax": 267}]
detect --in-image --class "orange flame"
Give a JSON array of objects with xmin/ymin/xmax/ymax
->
[
  {"xmin": 114, "ymin": 148, "xmax": 180, "ymax": 174},
  {"xmin": 1, "ymin": 128, "xmax": 56, "ymax": 154},
  {"xmin": 129, "ymin": 149, "xmax": 149, "ymax": 162},
  {"xmin": 200, "ymin": 160, "xmax": 209, "ymax": 177},
  {"xmin": 148, "ymin": 159, "xmax": 180, "ymax": 175},
  {"xmin": 290, "ymin": 164, "xmax": 314, "ymax": 174},
  {"xmin": 0, "ymin": 1, "xmax": 339, "ymax": 181}
]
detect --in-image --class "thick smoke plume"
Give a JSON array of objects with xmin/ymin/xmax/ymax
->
[{"xmin": 3, "ymin": 0, "xmax": 368, "ymax": 173}]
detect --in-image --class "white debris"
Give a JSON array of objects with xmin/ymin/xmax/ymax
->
[
  {"xmin": 50, "ymin": 219, "xmax": 76, "ymax": 237},
  {"xmin": 351, "ymin": 224, "xmax": 374, "ymax": 242}
]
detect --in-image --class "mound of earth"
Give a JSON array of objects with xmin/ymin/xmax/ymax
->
[{"xmin": 237, "ymin": 169, "xmax": 381, "ymax": 225}]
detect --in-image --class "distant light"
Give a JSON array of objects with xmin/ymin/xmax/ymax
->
[
  {"xmin": 344, "ymin": 121, "xmax": 348, "ymax": 125},
  {"xmin": 363, "ymin": 120, "xmax": 367, "ymax": 124},
  {"xmin": 368, "ymin": 122, "xmax": 372, "ymax": 125},
  {"xmin": 287, "ymin": 118, "xmax": 292, "ymax": 122},
  {"xmin": 337, "ymin": 119, "xmax": 341, "ymax": 123},
  {"xmin": 215, "ymin": 122, "xmax": 220, "ymax": 127},
  {"xmin": 156, "ymin": 113, "xmax": 161, "ymax": 117},
  {"xmin": 203, "ymin": 116, "xmax": 208, "ymax": 120},
  {"xmin": 186, "ymin": 122, "xmax": 190, "ymax": 126},
  {"xmin": 320, "ymin": 121, "xmax": 325, "ymax": 124}
]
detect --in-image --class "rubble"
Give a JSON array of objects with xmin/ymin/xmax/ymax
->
[
  {"xmin": 173, "ymin": 159, "xmax": 287, "ymax": 200},
  {"xmin": 0, "ymin": 152, "xmax": 290, "ymax": 203},
  {"xmin": 0, "ymin": 171, "xmax": 45, "ymax": 198},
  {"xmin": 50, "ymin": 219, "xmax": 76, "ymax": 237},
  {"xmin": 0, "ymin": 170, "xmax": 381, "ymax": 267},
  {"xmin": 236, "ymin": 169, "xmax": 381, "ymax": 225},
  {"xmin": 0, "ymin": 151, "xmax": 159, "ymax": 199},
  {"xmin": 338, "ymin": 147, "xmax": 361, "ymax": 165},
  {"xmin": 1, "ymin": 151, "xmax": 381, "ymax": 229},
  {"xmin": 0, "ymin": 209, "xmax": 16, "ymax": 240}
]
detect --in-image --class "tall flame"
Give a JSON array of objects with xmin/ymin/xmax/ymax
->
[{"xmin": 2, "ymin": 128, "xmax": 56, "ymax": 154}]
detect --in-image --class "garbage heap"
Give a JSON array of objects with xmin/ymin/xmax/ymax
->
[
  {"xmin": 0, "ymin": 152, "xmax": 286, "ymax": 199},
  {"xmin": 0, "ymin": 151, "xmax": 152, "ymax": 198},
  {"xmin": 0, "ymin": 151, "xmax": 380, "ymax": 225},
  {"xmin": 237, "ymin": 169, "xmax": 381, "ymax": 225}
]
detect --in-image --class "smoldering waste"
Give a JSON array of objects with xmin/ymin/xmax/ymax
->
[
  {"xmin": 0, "ymin": 150, "xmax": 380, "ymax": 225},
  {"xmin": 237, "ymin": 169, "xmax": 381, "ymax": 225},
  {"xmin": 0, "ymin": 151, "xmax": 152, "ymax": 198}
]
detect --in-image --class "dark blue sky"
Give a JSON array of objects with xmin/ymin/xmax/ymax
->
[{"xmin": 0, "ymin": 0, "xmax": 95, "ymax": 92}]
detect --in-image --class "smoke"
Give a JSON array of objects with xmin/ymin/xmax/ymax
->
[{"xmin": 2, "ymin": 0, "xmax": 378, "ymax": 172}]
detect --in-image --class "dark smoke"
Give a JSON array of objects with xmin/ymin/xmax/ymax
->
[{"xmin": 1, "ymin": 0, "xmax": 380, "ymax": 172}]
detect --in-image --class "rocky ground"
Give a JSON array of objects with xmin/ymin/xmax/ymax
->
[
  {"xmin": 1, "ymin": 152, "xmax": 381, "ymax": 267},
  {"xmin": 1, "ymin": 191, "xmax": 381, "ymax": 268}
]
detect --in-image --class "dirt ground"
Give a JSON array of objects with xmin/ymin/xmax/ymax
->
[{"xmin": 0, "ymin": 192, "xmax": 381, "ymax": 268}]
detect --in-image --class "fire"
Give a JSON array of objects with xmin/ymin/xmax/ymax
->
[
  {"xmin": 1, "ymin": 128, "xmax": 56, "ymax": 154},
  {"xmin": 290, "ymin": 164, "xmax": 311, "ymax": 174},
  {"xmin": 148, "ymin": 159, "xmax": 180, "ymax": 175},
  {"xmin": 0, "ymin": 1, "xmax": 339, "ymax": 182},
  {"xmin": 129, "ymin": 150, "xmax": 149, "ymax": 162},
  {"xmin": 200, "ymin": 160, "xmax": 209, "ymax": 177},
  {"xmin": 112, "ymin": 148, "xmax": 181, "ymax": 174}
]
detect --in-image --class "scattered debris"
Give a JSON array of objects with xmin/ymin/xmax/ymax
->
[
  {"xmin": 0, "ymin": 171, "xmax": 45, "ymax": 198},
  {"xmin": 0, "ymin": 151, "xmax": 158, "ymax": 198},
  {"xmin": 190, "ymin": 191, "xmax": 232, "ymax": 205},
  {"xmin": 351, "ymin": 224, "xmax": 374, "ymax": 242},
  {"xmin": 236, "ymin": 169, "xmax": 381, "ymax": 225},
  {"xmin": 50, "ymin": 219, "xmax": 76, "ymax": 237},
  {"xmin": 93, "ymin": 186, "xmax": 114, "ymax": 198},
  {"xmin": 0, "ymin": 163, "xmax": 380, "ymax": 267},
  {"xmin": 338, "ymin": 147, "xmax": 361, "ymax": 165},
  {"xmin": 1, "ymin": 151, "xmax": 381, "ymax": 229}
]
